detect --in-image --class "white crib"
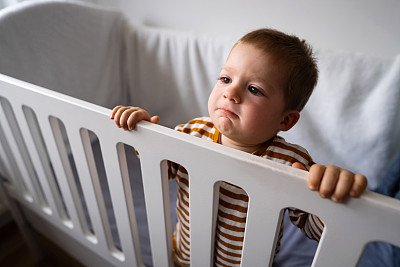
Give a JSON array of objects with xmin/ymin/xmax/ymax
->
[{"xmin": 0, "ymin": 1, "xmax": 400, "ymax": 266}]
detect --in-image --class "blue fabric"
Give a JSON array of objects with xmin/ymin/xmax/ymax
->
[
  {"xmin": 358, "ymin": 154, "xmax": 400, "ymax": 267},
  {"xmin": 375, "ymin": 153, "xmax": 400, "ymax": 199},
  {"xmin": 273, "ymin": 211, "xmax": 317, "ymax": 266}
]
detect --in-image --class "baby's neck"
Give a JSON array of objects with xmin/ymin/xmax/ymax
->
[{"xmin": 220, "ymin": 135, "xmax": 271, "ymax": 154}]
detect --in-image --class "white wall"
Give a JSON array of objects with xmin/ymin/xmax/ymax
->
[{"xmin": 90, "ymin": 0, "xmax": 400, "ymax": 58}]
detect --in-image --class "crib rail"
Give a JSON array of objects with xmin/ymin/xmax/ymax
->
[{"xmin": 0, "ymin": 74, "xmax": 399, "ymax": 267}]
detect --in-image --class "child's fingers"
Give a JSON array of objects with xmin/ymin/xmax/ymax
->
[
  {"xmin": 128, "ymin": 114, "xmax": 160, "ymax": 129},
  {"xmin": 111, "ymin": 106, "xmax": 159, "ymax": 130},
  {"xmin": 330, "ymin": 169, "xmax": 354, "ymax": 202},
  {"xmin": 307, "ymin": 164, "xmax": 325, "ymax": 191},
  {"xmin": 317, "ymin": 165, "xmax": 341, "ymax": 199},
  {"xmin": 110, "ymin": 105, "xmax": 123, "ymax": 119},
  {"xmin": 150, "ymin": 116, "xmax": 160, "ymax": 124},
  {"xmin": 126, "ymin": 109, "xmax": 151, "ymax": 130},
  {"xmin": 349, "ymin": 174, "xmax": 368, "ymax": 197},
  {"xmin": 292, "ymin": 162, "xmax": 307, "ymax": 171},
  {"xmin": 308, "ymin": 164, "xmax": 367, "ymax": 202},
  {"xmin": 113, "ymin": 106, "xmax": 131, "ymax": 128}
]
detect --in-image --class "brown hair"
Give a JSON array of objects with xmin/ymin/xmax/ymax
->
[{"xmin": 235, "ymin": 28, "xmax": 318, "ymax": 112}]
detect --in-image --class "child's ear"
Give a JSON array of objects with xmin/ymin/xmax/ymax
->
[{"xmin": 279, "ymin": 110, "xmax": 300, "ymax": 131}]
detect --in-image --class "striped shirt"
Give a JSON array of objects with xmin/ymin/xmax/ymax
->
[{"xmin": 170, "ymin": 117, "xmax": 323, "ymax": 266}]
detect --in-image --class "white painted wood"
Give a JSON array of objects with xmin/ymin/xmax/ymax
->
[
  {"xmin": 37, "ymin": 116, "xmax": 81, "ymax": 229},
  {"xmin": 0, "ymin": 75, "xmax": 135, "ymax": 266},
  {"xmin": 47, "ymin": 116, "xmax": 92, "ymax": 234},
  {"xmin": 11, "ymin": 103, "xmax": 57, "ymax": 216},
  {"xmin": 99, "ymin": 138, "xmax": 142, "ymax": 265},
  {"xmin": 2, "ymin": 74, "xmax": 399, "ymax": 266},
  {"xmin": 0, "ymin": 119, "xmax": 25, "ymax": 192},
  {"xmin": 0, "ymin": 97, "xmax": 37, "ymax": 203},
  {"xmin": 22, "ymin": 106, "xmax": 67, "ymax": 218},
  {"xmin": 139, "ymin": 154, "xmax": 174, "ymax": 267},
  {"xmin": 65, "ymin": 125, "xmax": 110, "ymax": 253}
]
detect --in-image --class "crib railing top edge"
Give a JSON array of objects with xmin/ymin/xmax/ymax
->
[
  {"xmin": 1, "ymin": 73, "xmax": 399, "ymax": 213},
  {"xmin": 0, "ymin": 73, "xmax": 306, "ymax": 178},
  {"xmin": 0, "ymin": 73, "xmax": 110, "ymax": 115}
]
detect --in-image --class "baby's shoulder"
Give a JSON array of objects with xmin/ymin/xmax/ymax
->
[
  {"xmin": 261, "ymin": 136, "xmax": 314, "ymax": 168},
  {"xmin": 175, "ymin": 116, "xmax": 211, "ymax": 126},
  {"xmin": 174, "ymin": 117, "xmax": 217, "ymax": 141},
  {"xmin": 174, "ymin": 116, "xmax": 213, "ymax": 131},
  {"xmin": 271, "ymin": 136, "xmax": 310, "ymax": 155}
]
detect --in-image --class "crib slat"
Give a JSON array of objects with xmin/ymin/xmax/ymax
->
[
  {"xmin": 49, "ymin": 117, "xmax": 94, "ymax": 235},
  {"xmin": 188, "ymin": 154, "xmax": 285, "ymax": 267},
  {"xmin": 0, "ymin": 121, "xmax": 24, "ymax": 191},
  {"xmin": 241, "ymin": 195, "xmax": 284, "ymax": 266},
  {"xmin": 312, "ymin": 231, "xmax": 364, "ymax": 266},
  {"xmin": 66, "ymin": 127, "xmax": 110, "ymax": 252},
  {"xmin": 311, "ymin": 193, "xmax": 400, "ymax": 266},
  {"xmin": 312, "ymin": 214, "xmax": 367, "ymax": 266},
  {"xmin": 189, "ymin": 171, "xmax": 219, "ymax": 267},
  {"xmin": 0, "ymin": 98, "xmax": 38, "ymax": 203},
  {"xmin": 239, "ymin": 167, "xmax": 294, "ymax": 267},
  {"xmin": 16, "ymin": 106, "xmax": 63, "ymax": 217},
  {"xmin": 99, "ymin": 140, "xmax": 142, "ymax": 266},
  {"xmin": 314, "ymin": 221, "xmax": 361, "ymax": 266},
  {"xmin": 0, "ymin": 136, "xmax": 9, "ymax": 178},
  {"xmin": 37, "ymin": 116, "xmax": 84, "ymax": 230},
  {"xmin": 139, "ymin": 153, "xmax": 174, "ymax": 267},
  {"xmin": 11, "ymin": 104, "xmax": 54, "ymax": 212}
]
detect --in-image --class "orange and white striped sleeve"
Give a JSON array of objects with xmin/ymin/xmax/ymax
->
[{"xmin": 288, "ymin": 208, "xmax": 324, "ymax": 241}]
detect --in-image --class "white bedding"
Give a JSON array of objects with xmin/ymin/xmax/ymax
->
[
  {"xmin": 281, "ymin": 51, "xmax": 400, "ymax": 189},
  {"xmin": 0, "ymin": 0, "xmax": 127, "ymax": 109}
]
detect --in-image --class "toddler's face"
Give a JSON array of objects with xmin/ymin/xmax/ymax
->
[{"xmin": 208, "ymin": 43, "xmax": 291, "ymax": 151}]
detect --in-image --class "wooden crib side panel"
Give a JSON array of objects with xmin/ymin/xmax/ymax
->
[
  {"xmin": 0, "ymin": 75, "xmax": 143, "ymax": 267},
  {"xmin": 1, "ymin": 74, "xmax": 400, "ymax": 267}
]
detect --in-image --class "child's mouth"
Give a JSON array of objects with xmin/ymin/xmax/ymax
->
[{"xmin": 218, "ymin": 108, "xmax": 238, "ymax": 118}]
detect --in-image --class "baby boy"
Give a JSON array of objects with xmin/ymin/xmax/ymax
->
[{"xmin": 110, "ymin": 28, "xmax": 367, "ymax": 266}]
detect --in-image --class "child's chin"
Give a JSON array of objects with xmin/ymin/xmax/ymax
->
[{"xmin": 215, "ymin": 117, "xmax": 237, "ymax": 133}]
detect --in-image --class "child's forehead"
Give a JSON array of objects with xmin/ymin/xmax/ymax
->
[
  {"xmin": 231, "ymin": 42, "xmax": 269, "ymax": 54},
  {"xmin": 226, "ymin": 44, "xmax": 286, "ymax": 73},
  {"xmin": 228, "ymin": 42, "xmax": 281, "ymax": 64}
]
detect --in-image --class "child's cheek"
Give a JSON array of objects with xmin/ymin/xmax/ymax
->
[{"xmin": 207, "ymin": 87, "xmax": 219, "ymax": 114}]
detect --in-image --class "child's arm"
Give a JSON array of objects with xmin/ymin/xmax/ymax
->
[
  {"xmin": 110, "ymin": 105, "xmax": 160, "ymax": 130},
  {"xmin": 292, "ymin": 162, "xmax": 367, "ymax": 203}
]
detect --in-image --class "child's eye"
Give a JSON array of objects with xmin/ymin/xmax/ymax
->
[
  {"xmin": 219, "ymin": 77, "xmax": 231, "ymax": 84},
  {"xmin": 248, "ymin": 86, "xmax": 264, "ymax": 96}
]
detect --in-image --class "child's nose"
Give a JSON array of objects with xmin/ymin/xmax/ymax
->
[{"xmin": 223, "ymin": 85, "xmax": 241, "ymax": 103}]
